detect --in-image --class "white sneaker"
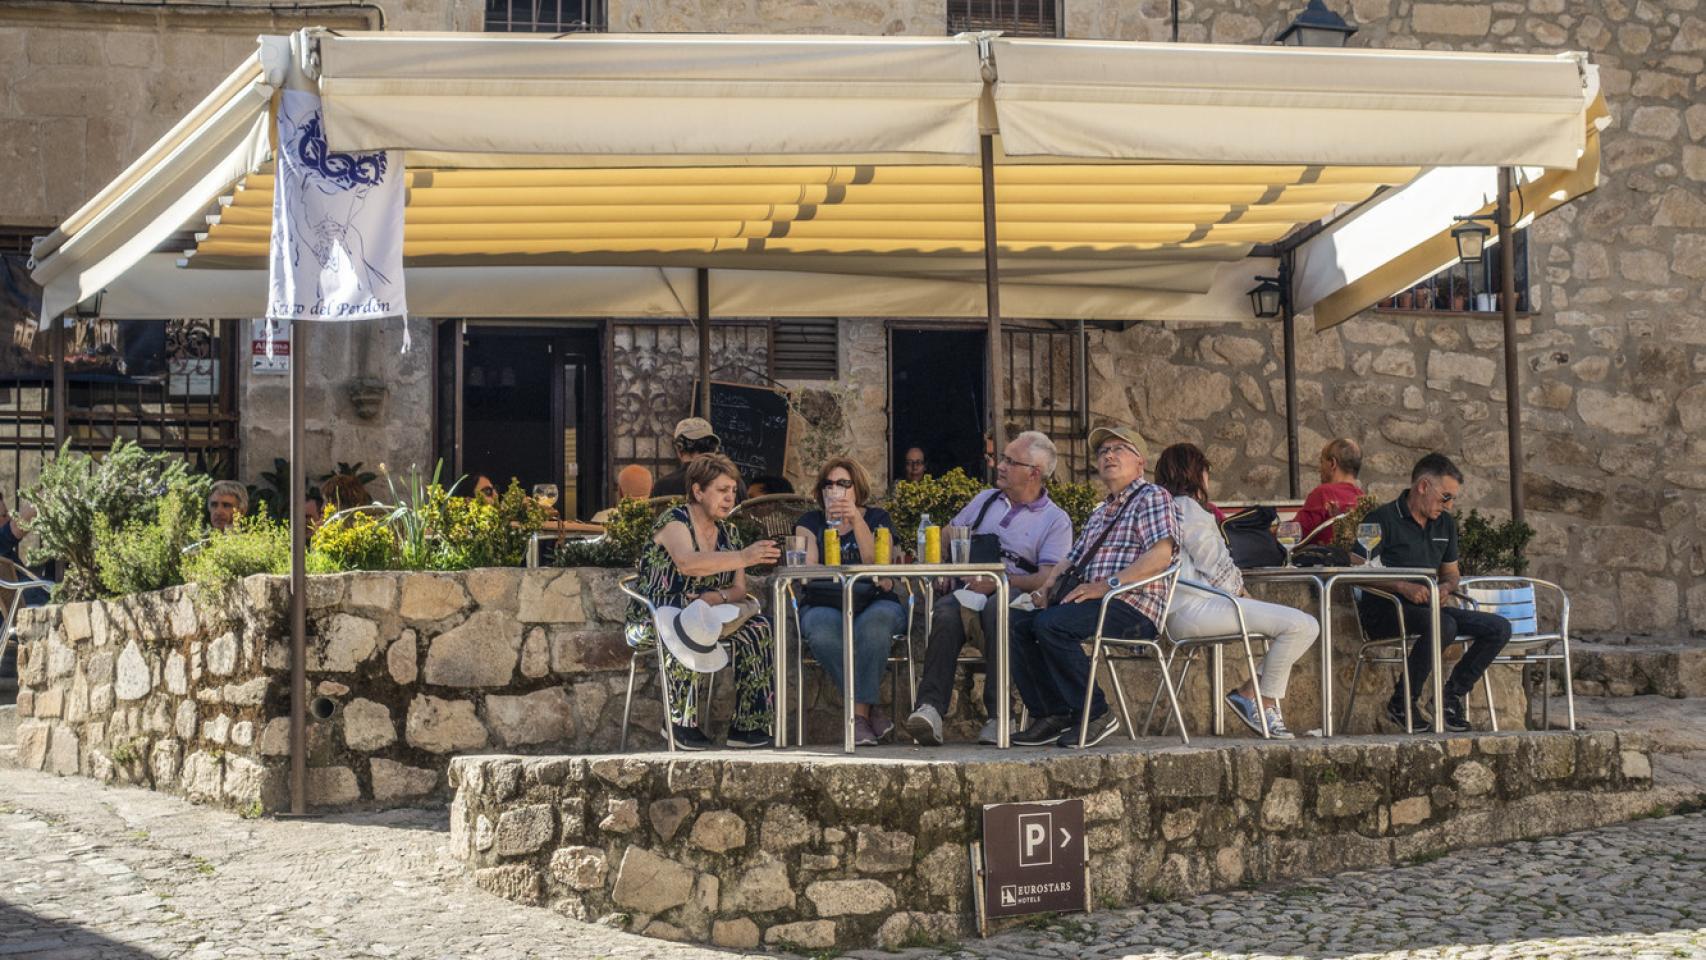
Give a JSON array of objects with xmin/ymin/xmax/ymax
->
[
  {"xmin": 1263, "ymin": 707, "xmax": 1295, "ymax": 740},
  {"xmin": 977, "ymin": 718, "xmax": 1000, "ymax": 745},
  {"xmin": 905, "ymin": 704, "xmax": 944, "ymax": 746}
]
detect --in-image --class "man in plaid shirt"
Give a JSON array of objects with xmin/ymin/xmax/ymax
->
[{"xmin": 1009, "ymin": 424, "xmax": 1178, "ymax": 747}]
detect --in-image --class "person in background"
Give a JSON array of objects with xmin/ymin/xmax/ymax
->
[
  {"xmin": 0, "ymin": 494, "xmax": 48, "ymax": 605},
  {"xmin": 792, "ymin": 457, "xmax": 904, "ymax": 746},
  {"xmin": 653, "ymin": 419, "xmax": 725, "ymax": 498},
  {"xmin": 207, "ymin": 480, "xmax": 248, "ymax": 533},
  {"xmin": 906, "ymin": 430, "xmax": 1072, "ymax": 747},
  {"xmin": 1296, "ymin": 437, "xmax": 1364, "ymax": 545},
  {"xmin": 304, "ymin": 488, "xmax": 325, "ymax": 532},
  {"xmin": 320, "ymin": 474, "xmax": 373, "ymax": 513},
  {"xmin": 625, "ymin": 453, "xmax": 780, "ymax": 750},
  {"xmin": 745, "ymin": 475, "xmax": 795, "ymax": 499},
  {"xmin": 1358, "ymin": 453, "xmax": 1511, "ymax": 734},
  {"xmin": 592, "ymin": 464, "xmax": 657, "ymax": 523},
  {"xmin": 1011, "ymin": 424, "xmax": 1178, "ymax": 748},
  {"xmin": 901, "ymin": 446, "xmax": 928, "ymax": 483},
  {"xmin": 1154, "ymin": 443, "xmax": 1318, "ymax": 739}
]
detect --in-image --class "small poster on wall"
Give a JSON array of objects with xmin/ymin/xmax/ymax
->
[{"xmin": 251, "ymin": 318, "xmax": 290, "ymax": 374}]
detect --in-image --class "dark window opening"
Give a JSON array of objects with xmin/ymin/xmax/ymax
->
[
  {"xmin": 772, "ymin": 318, "xmax": 839, "ymax": 380},
  {"xmin": 483, "ymin": 0, "xmax": 606, "ymax": 32},
  {"xmin": 947, "ymin": 0, "xmax": 1059, "ymax": 37}
]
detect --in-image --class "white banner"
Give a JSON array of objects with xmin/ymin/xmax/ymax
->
[{"xmin": 267, "ymin": 89, "xmax": 405, "ymax": 322}]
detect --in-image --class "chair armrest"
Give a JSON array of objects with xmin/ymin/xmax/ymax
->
[
  {"xmin": 1358, "ymin": 585, "xmax": 1409, "ymax": 628},
  {"xmin": 1174, "ymin": 577, "xmax": 1256, "ymax": 642},
  {"xmin": 616, "ymin": 574, "xmax": 660, "ymax": 617},
  {"xmin": 1092, "ymin": 561, "xmax": 1181, "ymax": 638}
]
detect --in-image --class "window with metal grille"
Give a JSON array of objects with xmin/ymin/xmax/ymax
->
[
  {"xmin": 1378, "ymin": 228, "xmax": 1531, "ymax": 314},
  {"xmin": 484, "ymin": 0, "xmax": 606, "ymax": 32},
  {"xmin": 947, "ymin": 0, "xmax": 1059, "ymax": 37},
  {"xmin": 772, "ymin": 318, "xmax": 839, "ymax": 380}
]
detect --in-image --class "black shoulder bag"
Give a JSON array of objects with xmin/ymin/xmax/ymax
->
[
  {"xmin": 1220, "ymin": 506, "xmax": 1286, "ymax": 570},
  {"xmin": 1047, "ymin": 493, "xmax": 1138, "ymax": 606}
]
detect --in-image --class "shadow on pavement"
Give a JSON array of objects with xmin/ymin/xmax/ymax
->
[{"xmin": 0, "ymin": 902, "xmax": 164, "ymax": 959}]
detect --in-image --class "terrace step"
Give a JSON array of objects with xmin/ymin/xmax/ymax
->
[
  {"xmin": 1568, "ymin": 643, "xmax": 1706, "ymax": 699},
  {"xmin": 0, "ymin": 704, "xmax": 15, "ymax": 748}
]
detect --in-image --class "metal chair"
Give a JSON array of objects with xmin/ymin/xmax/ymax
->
[
  {"xmin": 1138, "ymin": 579, "xmax": 1273, "ymax": 739},
  {"xmin": 729, "ymin": 494, "xmax": 817, "ymax": 539},
  {"xmin": 0, "ymin": 560, "xmax": 53, "ymax": 692},
  {"xmin": 1457, "ymin": 577, "xmax": 1574, "ymax": 731},
  {"xmin": 615, "ymin": 574, "xmax": 731, "ymax": 752},
  {"xmin": 1340, "ymin": 586, "xmax": 1495, "ymax": 734},
  {"xmin": 1073, "ymin": 561, "xmax": 1188, "ymax": 747},
  {"xmin": 784, "ymin": 578, "xmax": 918, "ymax": 746}
]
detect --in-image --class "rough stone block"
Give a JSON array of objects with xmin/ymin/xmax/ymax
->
[
  {"xmin": 711, "ymin": 918, "xmax": 760, "ymax": 949},
  {"xmin": 16, "ymin": 721, "xmax": 49, "ymax": 771},
  {"xmin": 315, "ymin": 615, "xmax": 379, "ymax": 672},
  {"xmin": 114, "ymin": 640, "xmax": 151, "ymax": 700},
  {"xmin": 759, "ymin": 803, "xmax": 814, "ymax": 851},
  {"xmin": 549, "ymin": 845, "xmax": 609, "ymax": 891},
  {"xmin": 182, "ymin": 750, "xmax": 223, "ymax": 801},
  {"xmin": 149, "ymin": 739, "xmax": 182, "ymax": 787},
  {"xmin": 765, "ymin": 920, "xmax": 835, "ymax": 950},
  {"xmin": 1621, "ymin": 750, "xmax": 1652, "ymax": 781},
  {"xmin": 876, "ymin": 912, "xmax": 963, "ymax": 950},
  {"xmin": 689, "ymin": 810, "xmax": 748, "ymax": 853},
  {"xmin": 806, "ymin": 879, "xmax": 895, "ymax": 917},
  {"xmin": 518, "ymin": 569, "xmax": 585, "ymax": 622},
  {"xmin": 399, "ymin": 574, "xmax": 471, "ymax": 622},
  {"xmin": 1452, "ymin": 760, "xmax": 1496, "ymax": 797},
  {"xmin": 308, "ymin": 766, "xmax": 360, "ymax": 806},
  {"xmin": 1151, "ymin": 752, "xmax": 1223, "ymax": 798},
  {"xmin": 474, "ymin": 865, "xmax": 542, "ymax": 905},
  {"xmin": 548, "ymin": 628, "xmax": 630, "ymax": 675},
  {"xmin": 1261, "ymin": 777, "xmax": 1303, "ymax": 830},
  {"xmin": 486, "ymin": 688, "xmax": 573, "ymax": 747},
  {"xmin": 650, "ymin": 797, "xmax": 694, "ymax": 842},
  {"xmin": 725, "ymin": 859, "xmax": 794, "ymax": 913},
  {"xmin": 405, "ymin": 695, "xmax": 488, "ymax": 753},
  {"xmin": 1316, "ymin": 781, "xmax": 1382, "ymax": 819},
  {"xmin": 46, "ymin": 726, "xmax": 78, "ymax": 775},
  {"xmin": 1391, "ymin": 796, "xmax": 1432, "ymax": 827},
  {"xmin": 348, "ymin": 573, "xmax": 399, "ymax": 611},
  {"xmin": 206, "ymin": 632, "xmax": 238, "ymax": 676},
  {"xmin": 495, "ymin": 804, "xmax": 556, "ymax": 856},
  {"xmin": 600, "ymin": 798, "xmax": 640, "ymax": 833},
  {"xmin": 423, "ymin": 609, "xmax": 521, "ymax": 687},
  {"xmin": 341, "ymin": 698, "xmax": 397, "ymax": 752},
  {"xmin": 388, "ymin": 631, "xmax": 418, "ymax": 685},
  {"xmin": 610, "ymin": 846, "xmax": 695, "ymax": 914},
  {"xmin": 371, "ymin": 759, "xmax": 438, "ymax": 801}
]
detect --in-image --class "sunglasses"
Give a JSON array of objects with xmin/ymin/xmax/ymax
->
[{"xmin": 820, "ymin": 478, "xmax": 854, "ymax": 490}]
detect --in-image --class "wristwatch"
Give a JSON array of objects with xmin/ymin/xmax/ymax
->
[{"xmin": 1106, "ymin": 575, "xmax": 1121, "ymax": 589}]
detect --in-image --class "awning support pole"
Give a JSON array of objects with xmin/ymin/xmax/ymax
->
[
  {"xmin": 288, "ymin": 318, "xmax": 308, "ymax": 815},
  {"xmin": 51, "ymin": 316, "xmax": 66, "ymax": 450},
  {"xmin": 980, "ymin": 134, "xmax": 1007, "ymax": 463},
  {"xmin": 1497, "ymin": 166, "xmax": 1525, "ymax": 527},
  {"xmin": 697, "ymin": 268, "xmax": 712, "ymax": 419},
  {"xmin": 1076, "ymin": 318, "xmax": 1090, "ymax": 479},
  {"xmin": 1280, "ymin": 251, "xmax": 1300, "ymax": 500}
]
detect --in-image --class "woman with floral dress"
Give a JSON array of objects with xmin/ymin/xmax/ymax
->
[{"xmin": 625, "ymin": 453, "xmax": 780, "ymax": 750}]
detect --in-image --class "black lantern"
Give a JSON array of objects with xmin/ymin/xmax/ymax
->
[
  {"xmin": 1451, "ymin": 216, "xmax": 1493, "ymax": 264},
  {"xmin": 1247, "ymin": 276, "xmax": 1283, "ymax": 319},
  {"xmin": 1276, "ymin": 0, "xmax": 1358, "ymax": 46}
]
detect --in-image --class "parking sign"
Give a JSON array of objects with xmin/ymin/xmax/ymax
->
[{"xmin": 981, "ymin": 799, "xmax": 1087, "ymax": 920}]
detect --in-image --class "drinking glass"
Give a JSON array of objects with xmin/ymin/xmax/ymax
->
[
  {"xmin": 950, "ymin": 537, "xmax": 972, "ymax": 564},
  {"xmin": 1357, "ymin": 522, "xmax": 1383, "ymax": 558},
  {"xmin": 531, "ymin": 483, "xmax": 559, "ymax": 509},
  {"xmin": 1276, "ymin": 521, "xmax": 1302, "ymax": 550},
  {"xmin": 784, "ymin": 535, "xmax": 809, "ymax": 567}
]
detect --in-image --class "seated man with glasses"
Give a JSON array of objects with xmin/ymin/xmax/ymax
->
[
  {"xmin": 654, "ymin": 418, "xmax": 740, "ymax": 501},
  {"xmin": 1357, "ymin": 452, "xmax": 1511, "ymax": 733},
  {"xmin": 1011, "ymin": 425, "xmax": 1178, "ymax": 748},
  {"xmin": 905, "ymin": 431, "xmax": 1073, "ymax": 746}
]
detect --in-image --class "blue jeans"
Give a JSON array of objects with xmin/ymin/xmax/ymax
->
[
  {"xmin": 801, "ymin": 599, "xmax": 906, "ymax": 706},
  {"xmin": 1008, "ymin": 600, "xmax": 1155, "ymax": 721}
]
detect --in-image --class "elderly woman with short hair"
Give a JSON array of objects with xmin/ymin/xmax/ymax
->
[{"xmin": 625, "ymin": 453, "xmax": 780, "ymax": 751}]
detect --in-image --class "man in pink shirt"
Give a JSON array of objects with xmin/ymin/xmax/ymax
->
[{"xmin": 1295, "ymin": 438, "xmax": 1363, "ymax": 546}]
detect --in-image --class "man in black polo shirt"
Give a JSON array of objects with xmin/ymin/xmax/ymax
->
[{"xmin": 1358, "ymin": 453, "xmax": 1511, "ymax": 733}]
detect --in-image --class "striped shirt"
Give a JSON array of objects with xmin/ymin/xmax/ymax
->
[{"xmin": 1063, "ymin": 478, "xmax": 1178, "ymax": 624}]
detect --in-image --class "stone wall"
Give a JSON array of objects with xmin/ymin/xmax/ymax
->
[{"xmin": 448, "ymin": 730, "xmax": 1655, "ymax": 950}]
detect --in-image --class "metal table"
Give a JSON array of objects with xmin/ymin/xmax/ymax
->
[
  {"xmin": 1243, "ymin": 565, "xmax": 1444, "ymax": 736},
  {"xmin": 769, "ymin": 562, "xmax": 1010, "ymax": 753}
]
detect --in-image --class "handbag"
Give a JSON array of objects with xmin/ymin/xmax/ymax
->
[
  {"xmin": 1289, "ymin": 543, "xmax": 1351, "ymax": 568},
  {"xmin": 1221, "ymin": 506, "xmax": 1286, "ymax": 569},
  {"xmin": 800, "ymin": 579, "xmax": 881, "ymax": 614},
  {"xmin": 1047, "ymin": 493, "xmax": 1138, "ymax": 606},
  {"xmin": 967, "ymin": 491, "xmax": 1004, "ymax": 565}
]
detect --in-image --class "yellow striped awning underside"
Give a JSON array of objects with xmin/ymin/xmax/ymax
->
[{"xmin": 186, "ymin": 163, "xmax": 1420, "ymax": 279}]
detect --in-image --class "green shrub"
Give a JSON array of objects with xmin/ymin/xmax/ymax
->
[
  {"xmin": 1456, "ymin": 508, "xmax": 1534, "ymax": 576},
  {"xmin": 309, "ymin": 509, "xmax": 395, "ymax": 572},
  {"xmin": 552, "ymin": 537, "xmax": 634, "ymax": 568},
  {"xmin": 413, "ymin": 479, "xmax": 548, "ymax": 570},
  {"xmin": 183, "ymin": 514, "xmax": 291, "ymax": 592},
  {"xmin": 26, "ymin": 439, "xmax": 206, "ymax": 601},
  {"xmin": 1331, "ymin": 494, "xmax": 1383, "ymax": 551},
  {"xmin": 91, "ymin": 478, "xmax": 210, "ymax": 597},
  {"xmin": 886, "ymin": 468, "xmax": 985, "ymax": 541},
  {"xmin": 1046, "ymin": 479, "xmax": 1103, "ymax": 533},
  {"xmin": 586, "ymin": 496, "xmax": 681, "ymax": 566}
]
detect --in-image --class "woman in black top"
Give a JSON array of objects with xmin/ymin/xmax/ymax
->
[{"xmin": 792, "ymin": 457, "xmax": 903, "ymax": 746}]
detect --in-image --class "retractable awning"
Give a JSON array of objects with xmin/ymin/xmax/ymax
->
[{"xmin": 31, "ymin": 30, "xmax": 1605, "ymax": 327}]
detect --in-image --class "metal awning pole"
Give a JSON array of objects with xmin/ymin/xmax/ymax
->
[
  {"xmin": 51, "ymin": 317, "xmax": 66, "ymax": 450},
  {"xmin": 1280, "ymin": 252, "xmax": 1300, "ymax": 499},
  {"xmin": 1497, "ymin": 167, "xmax": 1525, "ymax": 525},
  {"xmin": 288, "ymin": 318, "xmax": 308, "ymax": 815},
  {"xmin": 696, "ymin": 268, "xmax": 711, "ymax": 418},
  {"xmin": 980, "ymin": 134, "xmax": 1006, "ymax": 460}
]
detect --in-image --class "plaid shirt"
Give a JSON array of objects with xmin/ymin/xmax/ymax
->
[{"xmin": 1063, "ymin": 478, "xmax": 1178, "ymax": 625}]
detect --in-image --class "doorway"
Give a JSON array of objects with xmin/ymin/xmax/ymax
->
[
  {"xmin": 437, "ymin": 323, "xmax": 605, "ymax": 519},
  {"xmin": 889, "ymin": 328, "xmax": 987, "ymax": 484}
]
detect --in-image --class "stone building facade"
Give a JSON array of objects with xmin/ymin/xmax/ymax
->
[{"xmin": 2, "ymin": 0, "xmax": 1703, "ymax": 640}]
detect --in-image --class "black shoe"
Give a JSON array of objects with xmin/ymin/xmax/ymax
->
[
  {"xmin": 1012, "ymin": 714, "xmax": 1074, "ymax": 747},
  {"xmin": 668, "ymin": 724, "xmax": 714, "ymax": 751},
  {"xmin": 1441, "ymin": 694, "xmax": 1473, "ymax": 734},
  {"xmin": 726, "ymin": 726, "xmax": 775, "ymax": 749},
  {"xmin": 1385, "ymin": 698, "xmax": 1425, "ymax": 734},
  {"xmin": 1058, "ymin": 711, "xmax": 1120, "ymax": 748}
]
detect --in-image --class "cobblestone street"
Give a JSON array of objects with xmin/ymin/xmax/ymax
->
[{"xmin": 2, "ymin": 766, "xmax": 1703, "ymax": 960}]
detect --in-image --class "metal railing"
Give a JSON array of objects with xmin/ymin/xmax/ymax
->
[{"xmin": 947, "ymin": 0, "xmax": 1060, "ymax": 36}]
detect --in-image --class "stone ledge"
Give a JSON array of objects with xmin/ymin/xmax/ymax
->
[{"xmin": 449, "ymin": 730, "xmax": 1652, "ymax": 950}]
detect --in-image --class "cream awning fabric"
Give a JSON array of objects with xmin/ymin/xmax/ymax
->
[{"xmin": 31, "ymin": 30, "xmax": 1606, "ymax": 327}]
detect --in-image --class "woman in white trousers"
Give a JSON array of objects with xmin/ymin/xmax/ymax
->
[{"xmin": 1153, "ymin": 443, "xmax": 1319, "ymax": 738}]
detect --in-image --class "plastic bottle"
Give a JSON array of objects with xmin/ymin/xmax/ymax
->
[{"xmin": 915, "ymin": 513, "xmax": 931, "ymax": 564}]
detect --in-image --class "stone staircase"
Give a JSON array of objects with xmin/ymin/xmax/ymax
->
[{"xmin": 1563, "ymin": 639, "xmax": 1706, "ymax": 808}]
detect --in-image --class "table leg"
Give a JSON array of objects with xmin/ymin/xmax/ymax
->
[
  {"xmin": 995, "ymin": 576, "xmax": 1010, "ymax": 749},
  {"xmin": 1319, "ymin": 576, "xmax": 1334, "ymax": 737},
  {"xmin": 1430, "ymin": 580, "xmax": 1444, "ymax": 734},
  {"xmin": 843, "ymin": 577, "xmax": 857, "ymax": 754},
  {"xmin": 1211, "ymin": 644, "xmax": 1225, "ymax": 737},
  {"xmin": 772, "ymin": 578, "xmax": 788, "ymax": 748}
]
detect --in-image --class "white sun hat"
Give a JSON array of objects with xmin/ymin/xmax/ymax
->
[{"xmin": 655, "ymin": 599, "xmax": 738, "ymax": 673}]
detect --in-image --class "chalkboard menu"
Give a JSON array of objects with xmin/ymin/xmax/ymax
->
[{"xmin": 692, "ymin": 380, "xmax": 792, "ymax": 479}]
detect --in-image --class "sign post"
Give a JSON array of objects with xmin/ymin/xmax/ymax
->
[{"xmin": 975, "ymin": 799, "xmax": 1089, "ymax": 933}]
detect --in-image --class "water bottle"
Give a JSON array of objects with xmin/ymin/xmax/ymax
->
[{"xmin": 916, "ymin": 513, "xmax": 931, "ymax": 564}]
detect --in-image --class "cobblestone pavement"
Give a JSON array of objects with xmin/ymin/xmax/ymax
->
[{"xmin": 3, "ymin": 766, "xmax": 1704, "ymax": 960}]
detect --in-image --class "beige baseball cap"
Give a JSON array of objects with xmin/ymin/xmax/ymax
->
[
  {"xmin": 1088, "ymin": 424, "xmax": 1149, "ymax": 461},
  {"xmin": 673, "ymin": 417, "xmax": 718, "ymax": 442}
]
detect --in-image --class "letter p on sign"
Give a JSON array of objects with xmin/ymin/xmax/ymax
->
[{"xmin": 1017, "ymin": 812, "xmax": 1053, "ymax": 867}]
